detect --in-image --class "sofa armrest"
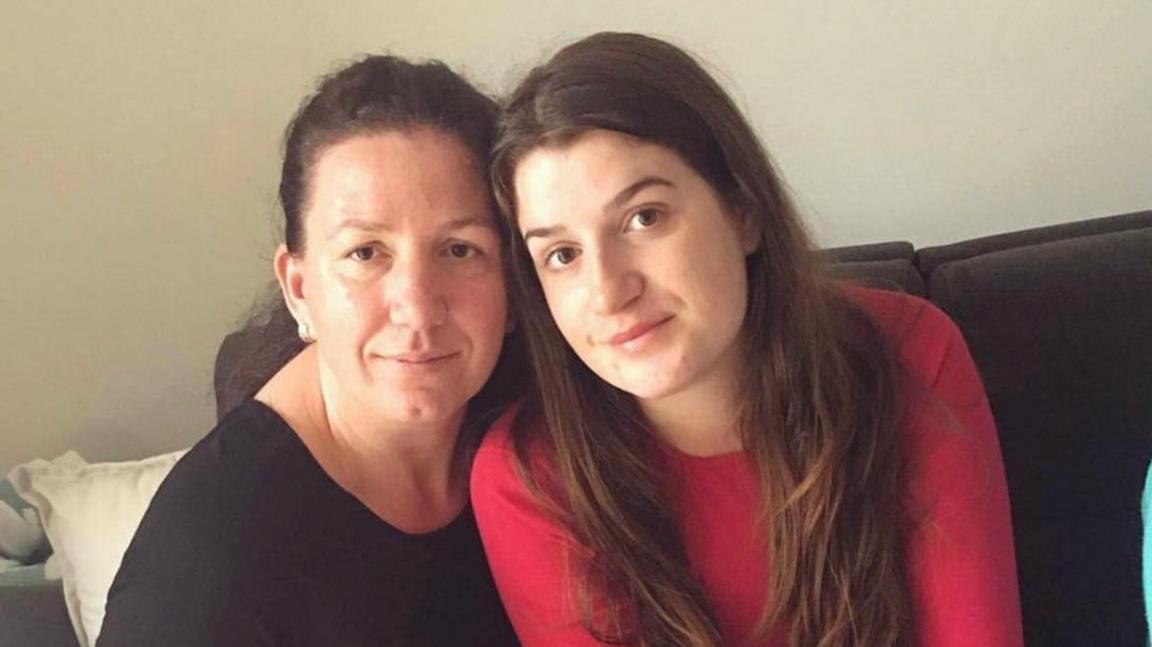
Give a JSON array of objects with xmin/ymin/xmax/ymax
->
[{"xmin": 0, "ymin": 581, "xmax": 80, "ymax": 647}]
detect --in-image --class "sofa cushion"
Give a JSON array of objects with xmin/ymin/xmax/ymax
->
[
  {"xmin": 0, "ymin": 580, "xmax": 80, "ymax": 647},
  {"xmin": 820, "ymin": 241, "xmax": 926, "ymax": 296},
  {"xmin": 926, "ymin": 226, "xmax": 1152, "ymax": 646},
  {"xmin": 821, "ymin": 240, "xmax": 916, "ymax": 263}
]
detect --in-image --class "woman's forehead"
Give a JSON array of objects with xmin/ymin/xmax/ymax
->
[
  {"xmin": 513, "ymin": 132, "xmax": 693, "ymax": 225},
  {"xmin": 304, "ymin": 131, "xmax": 493, "ymax": 234}
]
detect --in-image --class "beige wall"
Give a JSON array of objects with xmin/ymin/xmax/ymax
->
[{"xmin": 2, "ymin": 1, "xmax": 1149, "ymax": 470}]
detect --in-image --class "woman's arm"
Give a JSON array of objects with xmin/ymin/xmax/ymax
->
[
  {"xmin": 894, "ymin": 298, "xmax": 1025, "ymax": 647},
  {"xmin": 96, "ymin": 448, "xmax": 276, "ymax": 647},
  {"xmin": 471, "ymin": 415, "xmax": 609, "ymax": 647}
]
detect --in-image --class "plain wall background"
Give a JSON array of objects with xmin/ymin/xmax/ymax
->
[{"xmin": 2, "ymin": 1, "xmax": 1149, "ymax": 471}]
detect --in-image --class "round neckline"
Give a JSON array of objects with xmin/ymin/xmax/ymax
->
[
  {"xmin": 244, "ymin": 398, "xmax": 474, "ymax": 540},
  {"xmin": 655, "ymin": 436, "xmax": 748, "ymax": 467}
]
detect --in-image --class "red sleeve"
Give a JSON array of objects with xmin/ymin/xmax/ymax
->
[
  {"xmin": 874, "ymin": 292, "xmax": 1024, "ymax": 647},
  {"xmin": 477, "ymin": 290, "xmax": 1023, "ymax": 646},
  {"xmin": 470, "ymin": 409, "xmax": 608, "ymax": 647}
]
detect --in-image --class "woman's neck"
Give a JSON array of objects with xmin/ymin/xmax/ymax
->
[
  {"xmin": 639, "ymin": 369, "xmax": 744, "ymax": 458},
  {"xmin": 256, "ymin": 346, "xmax": 468, "ymax": 533},
  {"xmin": 632, "ymin": 330, "xmax": 748, "ymax": 457}
]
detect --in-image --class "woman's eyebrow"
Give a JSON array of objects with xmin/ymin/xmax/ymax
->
[
  {"xmin": 326, "ymin": 216, "xmax": 494, "ymax": 240},
  {"xmin": 522, "ymin": 176, "xmax": 674, "ymax": 243},
  {"xmin": 442, "ymin": 216, "xmax": 496, "ymax": 232},
  {"xmin": 327, "ymin": 218, "xmax": 385, "ymax": 240},
  {"xmin": 523, "ymin": 224, "xmax": 565, "ymax": 243},
  {"xmin": 603, "ymin": 176, "xmax": 673, "ymax": 214}
]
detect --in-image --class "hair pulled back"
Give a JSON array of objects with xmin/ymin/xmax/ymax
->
[
  {"xmin": 219, "ymin": 55, "xmax": 523, "ymax": 443},
  {"xmin": 281, "ymin": 55, "xmax": 498, "ymax": 253}
]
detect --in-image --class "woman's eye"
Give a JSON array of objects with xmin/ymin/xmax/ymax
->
[
  {"xmin": 350, "ymin": 246, "xmax": 377, "ymax": 262},
  {"xmin": 545, "ymin": 246, "xmax": 580, "ymax": 268},
  {"xmin": 447, "ymin": 243, "xmax": 476, "ymax": 259},
  {"xmin": 626, "ymin": 208, "xmax": 661, "ymax": 231}
]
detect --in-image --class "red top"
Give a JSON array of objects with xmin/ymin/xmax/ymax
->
[{"xmin": 471, "ymin": 288, "xmax": 1023, "ymax": 646}]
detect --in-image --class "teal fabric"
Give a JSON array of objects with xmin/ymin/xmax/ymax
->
[
  {"xmin": 0, "ymin": 563, "xmax": 49, "ymax": 587},
  {"xmin": 1145, "ymin": 462, "xmax": 1151, "ymax": 643},
  {"xmin": 0, "ymin": 477, "xmax": 30, "ymax": 513},
  {"xmin": 0, "ymin": 476, "xmax": 49, "ymax": 565}
]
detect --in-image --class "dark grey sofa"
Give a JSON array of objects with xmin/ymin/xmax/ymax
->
[
  {"xmin": 826, "ymin": 209, "xmax": 1152, "ymax": 646},
  {"xmin": 7, "ymin": 209, "xmax": 1149, "ymax": 647},
  {"xmin": 0, "ymin": 581, "xmax": 76, "ymax": 647}
]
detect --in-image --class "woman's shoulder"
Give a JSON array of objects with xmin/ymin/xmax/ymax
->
[
  {"xmin": 474, "ymin": 402, "xmax": 528, "ymax": 483},
  {"xmin": 473, "ymin": 401, "xmax": 562, "ymax": 508},
  {"xmin": 845, "ymin": 285, "xmax": 968, "ymax": 384},
  {"xmin": 477, "ymin": 401, "xmax": 525, "ymax": 453},
  {"xmin": 167, "ymin": 400, "xmax": 300, "ymax": 497},
  {"xmin": 134, "ymin": 399, "xmax": 317, "ymax": 555},
  {"xmin": 848, "ymin": 286, "xmax": 955, "ymax": 338},
  {"xmin": 101, "ymin": 401, "xmax": 312, "ymax": 643}
]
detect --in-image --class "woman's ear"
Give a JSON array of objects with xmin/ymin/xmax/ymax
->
[{"xmin": 274, "ymin": 244, "xmax": 310, "ymax": 334}]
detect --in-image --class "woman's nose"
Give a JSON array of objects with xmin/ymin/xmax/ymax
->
[
  {"xmin": 587, "ymin": 249, "xmax": 643, "ymax": 315},
  {"xmin": 387, "ymin": 256, "xmax": 448, "ymax": 329}
]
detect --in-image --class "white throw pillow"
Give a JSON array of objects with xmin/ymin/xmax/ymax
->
[{"xmin": 7, "ymin": 449, "xmax": 187, "ymax": 647}]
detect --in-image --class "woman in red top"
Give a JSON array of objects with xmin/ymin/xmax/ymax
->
[{"xmin": 472, "ymin": 32, "xmax": 1023, "ymax": 647}]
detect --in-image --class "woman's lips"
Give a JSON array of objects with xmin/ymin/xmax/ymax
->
[
  {"xmin": 607, "ymin": 316, "xmax": 673, "ymax": 347},
  {"xmin": 385, "ymin": 351, "xmax": 459, "ymax": 366}
]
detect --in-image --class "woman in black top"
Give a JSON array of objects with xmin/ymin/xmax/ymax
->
[{"xmin": 97, "ymin": 55, "xmax": 523, "ymax": 647}]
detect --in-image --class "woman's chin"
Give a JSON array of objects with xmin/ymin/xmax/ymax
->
[
  {"xmin": 601, "ymin": 370, "xmax": 686, "ymax": 403},
  {"xmin": 359, "ymin": 389, "xmax": 469, "ymax": 428}
]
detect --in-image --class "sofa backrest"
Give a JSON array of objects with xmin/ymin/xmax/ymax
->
[
  {"xmin": 921, "ymin": 220, "xmax": 1152, "ymax": 646},
  {"xmin": 917, "ymin": 209, "xmax": 1152, "ymax": 278},
  {"xmin": 821, "ymin": 240, "xmax": 927, "ymax": 296}
]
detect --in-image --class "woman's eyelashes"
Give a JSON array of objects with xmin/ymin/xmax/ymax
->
[
  {"xmin": 537, "ymin": 206, "xmax": 668, "ymax": 271},
  {"xmin": 444, "ymin": 241, "xmax": 484, "ymax": 260},
  {"xmin": 341, "ymin": 239, "xmax": 490, "ymax": 267},
  {"xmin": 347, "ymin": 243, "xmax": 385, "ymax": 263},
  {"xmin": 624, "ymin": 207, "xmax": 663, "ymax": 232},
  {"xmin": 543, "ymin": 245, "xmax": 581, "ymax": 270}
]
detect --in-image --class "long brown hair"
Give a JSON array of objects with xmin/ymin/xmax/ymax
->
[{"xmin": 491, "ymin": 33, "xmax": 912, "ymax": 646}]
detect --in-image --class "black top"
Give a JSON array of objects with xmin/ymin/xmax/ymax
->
[{"xmin": 97, "ymin": 400, "xmax": 519, "ymax": 647}]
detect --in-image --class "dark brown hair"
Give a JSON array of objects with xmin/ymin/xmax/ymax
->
[
  {"xmin": 220, "ymin": 54, "xmax": 526, "ymax": 444},
  {"xmin": 281, "ymin": 55, "xmax": 500, "ymax": 253},
  {"xmin": 492, "ymin": 33, "xmax": 911, "ymax": 646}
]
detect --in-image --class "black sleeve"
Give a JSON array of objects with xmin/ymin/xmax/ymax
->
[{"xmin": 96, "ymin": 441, "xmax": 279, "ymax": 647}]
